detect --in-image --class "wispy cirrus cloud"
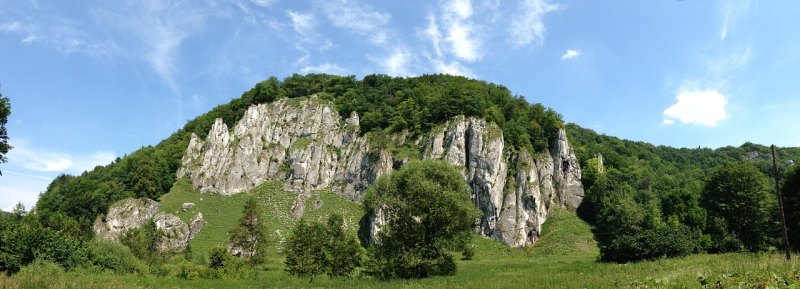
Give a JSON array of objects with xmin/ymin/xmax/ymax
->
[
  {"xmin": 318, "ymin": 0, "xmax": 391, "ymax": 44},
  {"xmin": 509, "ymin": 0, "xmax": 562, "ymax": 47},
  {"xmin": 300, "ymin": 63, "xmax": 348, "ymax": 75},
  {"xmin": 720, "ymin": 0, "xmax": 750, "ymax": 41},
  {"xmin": 287, "ymin": 10, "xmax": 315, "ymax": 38}
]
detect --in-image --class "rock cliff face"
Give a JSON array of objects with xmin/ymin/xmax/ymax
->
[
  {"xmin": 178, "ymin": 96, "xmax": 583, "ymax": 247},
  {"xmin": 93, "ymin": 197, "xmax": 204, "ymax": 252}
]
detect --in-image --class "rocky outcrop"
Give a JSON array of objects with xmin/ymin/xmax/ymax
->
[
  {"xmin": 93, "ymin": 198, "xmax": 160, "ymax": 241},
  {"xmin": 153, "ymin": 212, "xmax": 191, "ymax": 252},
  {"xmin": 179, "ymin": 97, "xmax": 583, "ymax": 247},
  {"xmin": 93, "ymin": 197, "xmax": 204, "ymax": 252},
  {"xmin": 551, "ymin": 128, "xmax": 584, "ymax": 210},
  {"xmin": 189, "ymin": 213, "xmax": 205, "ymax": 239}
]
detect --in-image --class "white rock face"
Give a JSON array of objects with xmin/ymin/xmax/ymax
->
[
  {"xmin": 93, "ymin": 197, "xmax": 203, "ymax": 252},
  {"xmin": 179, "ymin": 97, "xmax": 584, "ymax": 247},
  {"xmin": 93, "ymin": 198, "xmax": 160, "ymax": 241},
  {"xmin": 153, "ymin": 212, "xmax": 191, "ymax": 252}
]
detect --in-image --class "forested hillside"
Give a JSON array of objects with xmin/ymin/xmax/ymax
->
[
  {"xmin": 567, "ymin": 123, "xmax": 800, "ymax": 262},
  {"xmin": 32, "ymin": 74, "xmax": 563, "ymax": 237}
]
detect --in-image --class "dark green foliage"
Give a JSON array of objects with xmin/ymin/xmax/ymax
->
[
  {"xmin": 701, "ymin": 162, "xmax": 778, "ymax": 252},
  {"xmin": 284, "ymin": 214, "xmax": 363, "ymax": 280},
  {"xmin": 782, "ymin": 165, "xmax": 800, "ymax": 250},
  {"xmin": 119, "ymin": 220, "xmax": 162, "ymax": 262},
  {"xmin": 0, "ymin": 220, "xmax": 83, "ymax": 274},
  {"xmin": 84, "ymin": 239, "xmax": 148, "ymax": 274},
  {"xmin": 208, "ymin": 246, "xmax": 231, "ymax": 270},
  {"xmin": 284, "ymin": 219, "xmax": 327, "ymax": 280},
  {"xmin": 599, "ymin": 222, "xmax": 701, "ymax": 263},
  {"xmin": 228, "ymin": 197, "xmax": 268, "ymax": 265},
  {"xmin": 323, "ymin": 214, "xmax": 362, "ymax": 277},
  {"xmin": 363, "ymin": 160, "xmax": 480, "ymax": 279},
  {"xmin": 570, "ymin": 124, "xmax": 793, "ymax": 262},
  {"xmin": 334, "ymin": 74, "xmax": 562, "ymax": 152},
  {"xmin": 0, "ymin": 87, "xmax": 10, "ymax": 174}
]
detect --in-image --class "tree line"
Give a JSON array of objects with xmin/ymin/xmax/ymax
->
[{"xmin": 568, "ymin": 123, "xmax": 800, "ymax": 262}]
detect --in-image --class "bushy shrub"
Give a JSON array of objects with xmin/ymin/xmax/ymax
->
[
  {"xmin": 284, "ymin": 214, "xmax": 363, "ymax": 281},
  {"xmin": 284, "ymin": 219, "xmax": 326, "ymax": 280},
  {"xmin": 0, "ymin": 223, "xmax": 83, "ymax": 274},
  {"xmin": 13, "ymin": 260, "xmax": 65, "ymax": 289},
  {"xmin": 204, "ymin": 246, "xmax": 251, "ymax": 279},
  {"xmin": 599, "ymin": 224, "xmax": 699, "ymax": 263},
  {"xmin": 119, "ymin": 220, "xmax": 162, "ymax": 262},
  {"xmin": 84, "ymin": 239, "xmax": 148, "ymax": 274}
]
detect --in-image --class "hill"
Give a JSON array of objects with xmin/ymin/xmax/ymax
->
[{"xmin": 4, "ymin": 74, "xmax": 800, "ymax": 287}]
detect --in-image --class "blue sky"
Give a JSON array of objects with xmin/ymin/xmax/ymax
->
[{"xmin": 1, "ymin": 0, "xmax": 799, "ymax": 210}]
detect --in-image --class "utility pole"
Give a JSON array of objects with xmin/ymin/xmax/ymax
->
[{"xmin": 771, "ymin": 145, "xmax": 791, "ymax": 261}]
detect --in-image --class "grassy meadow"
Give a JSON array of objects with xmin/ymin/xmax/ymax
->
[{"xmin": 3, "ymin": 181, "xmax": 799, "ymax": 288}]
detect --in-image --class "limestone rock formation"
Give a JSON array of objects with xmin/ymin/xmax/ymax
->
[
  {"xmin": 189, "ymin": 213, "xmax": 205, "ymax": 239},
  {"xmin": 93, "ymin": 197, "xmax": 204, "ymax": 252},
  {"xmin": 181, "ymin": 202, "xmax": 195, "ymax": 212},
  {"xmin": 153, "ymin": 212, "xmax": 191, "ymax": 252},
  {"xmin": 179, "ymin": 97, "xmax": 584, "ymax": 247},
  {"xmin": 93, "ymin": 198, "xmax": 160, "ymax": 241}
]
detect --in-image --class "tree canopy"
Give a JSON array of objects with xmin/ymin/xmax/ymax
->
[
  {"xmin": 0, "ymin": 87, "xmax": 11, "ymax": 175},
  {"xmin": 363, "ymin": 160, "xmax": 479, "ymax": 279},
  {"xmin": 569, "ymin": 124, "xmax": 793, "ymax": 262}
]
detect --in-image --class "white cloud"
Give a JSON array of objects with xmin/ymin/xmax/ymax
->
[
  {"xmin": 0, "ymin": 174, "xmax": 50, "ymax": 214},
  {"xmin": 720, "ymin": 0, "xmax": 750, "ymax": 41},
  {"xmin": 250, "ymin": 0, "xmax": 276, "ymax": 7},
  {"xmin": 0, "ymin": 21, "xmax": 24, "ymax": 32},
  {"xmin": 423, "ymin": 14, "xmax": 444, "ymax": 58},
  {"xmin": 300, "ymin": 63, "xmax": 348, "ymax": 75},
  {"xmin": 561, "ymin": 49, "xmax": 581, "ymax": 60},
  {"xmin": 380, "ymin": 50, "xmax": 413, "ymax": 77},
  {"xmin": 319, "ymin": 0, "xmax": 390, "ymax": 42},
  {"xmin": 446, "ymin": 0, "xmax": 473, "ymax": 19},
  {"xmin": 8, "ymin": 140, "xmax": 116, "ymax": 174},
  {"xmin": 509, "ymin": 0, "xmax": 562, "ymax": 47},
  {"xmin": 435, "ymin": 60, "xmax": 475, "ymax": 78},
  {"xmin": 663, "ymin": 89, "xmax": 729, "ymax": 126},
  {"xmin": 287, "ymin": 11, "xmax": 314, "ymax": 36},
  {"xmin": 441, "ymin": 0, "xmax": 480, "ymax": 62}
]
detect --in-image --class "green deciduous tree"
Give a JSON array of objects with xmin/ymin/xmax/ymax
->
[
  {"xmin": 284, "ymin": 214, "xmax": 362, "ymax": 281},
  {"xmin": 701, "ymin": 162, "xmax": 778, "ymax": 252},
  {"xmin": 228, "ymin": 196, "xmax": 268, "ymax": 265},
  {"xmin": 0, "ymin": 87, "xmax": 11, "ymax": 175},
  {"xmin": 323, "ymin": 214, "xmax": 362, "ymax": 277},
  {"xmin": 284, "ymin": 219, "xmax": 326, "ymax": 281},
  {"xmin": 780, "ymin": 165, "xmax": 800, "ymax": 250},
  {"xmin": 363, "ymin": 160, "xmax": 479, "ymax": 279}
]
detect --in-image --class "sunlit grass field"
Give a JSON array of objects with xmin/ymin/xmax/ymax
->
[{"xmin": 3, "ymin": 182, "xmax": 799, "ymax": 289}]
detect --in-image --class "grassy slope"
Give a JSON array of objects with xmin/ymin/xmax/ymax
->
[
  {"xmin": 157, "ymin": 178, "xmax": 363, "ymax": 259},
  {"xmin": 6, "ymin": 202, "xmax": 799, "ymax": 288}
]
